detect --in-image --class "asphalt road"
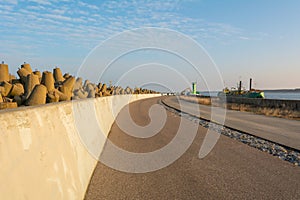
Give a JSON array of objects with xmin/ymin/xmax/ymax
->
[
  {"xmin": 163, "ymin": 96, "xmax": 300, "ymax": 150},
  {"xmin": 85, "ymin": 96, "xmax": 300, "ymax": 200}
]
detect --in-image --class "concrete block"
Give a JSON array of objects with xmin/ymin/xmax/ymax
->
[
  {"xmin": 25, "ymin": 73, "xmax": 40, "ymax": 97},
  {"xmin": 13, "ymin": 95, "xmax": 23, "ymax": 106},
  {"xmin": 100, "ymin": 84, "xmax": 107, "ymax": 93},
  {"xmin": 17, "ymin": 68, "xmax": 31, "ymax": 83},
  {"xmin": 94, "ymin": 87, "xmax": 99, "ymax": 94},
  {"xmin": 88, "ymin": 89, "xmax": 95, "ymax": 98},
  {"xmin": 2, "ymin": 81, "xmax": 13, "ymax": 97},
  {"xmin": 63, "ymin": 73, "xmax": 71, "ymax": 79},
  {"xmin": 63, "ymin": 76, "xmax": 75, "ymax": 89},
  {"xmin": 83, "ymin": 80, "xmax": 90, "ymax": 90},
  {"xmin": 103, "ymin": 91, "xmax": 111, "ymax": 96},
  {"xmin": 135, "ymin": 87, "xmax": 141, "ymax": 94},
  {"xmin": 60, "ymin": 76, "xmax": 75, "ymax": 100},
  {"xmin": 47, "ymin": 90, "xmax": 59, "ymax": 103},
  {"xmin": 0, "ymin": 86, "xmax": 5, "ymax": 96},
  {"xmin": 86, "ymin": 83, "xmax": 94, "ymax": 91},
  {"xmin": 74, "ymin": 77, "xmax": 83, "ymax": 90},
  {"xmin": 97, "ymin": 83, "xmax": 102, "ymax": 90},
  {"xmin": 26, "ymin": 84, "xmax": 47, "ymax": 106},
  {"xmin": 53, "ymin": 68, "xmax": 65, "ymax": 83},
  {"xmin": 115, "ymin": 87, "xmax": 121, "ymax": 94},
  {"xmin": 54, "ymin": 88, "xmax": 69, "ymax": 101},
  {"xmin": 9, "ymin": 83, "xmax": 24, "ymax": 97},
  {"xmin": 0, "ymin": 63, "xmax": 10, "ymax": 83},
  {"xmin": 59, "ymin": 86, "xmax": 72, "ymax": 101},
  {"xmin": 74, "ymin": 89, "xmax": 88, "ymax": 99},
  {"xmin": 41, "ymin": 71, "xmax": 55, "ymax": 92},
  {"xmin": 21, "ymin": 63, "xmax": 33, "ymax": 73},
  {"xmin": 125, "ymin": 87, "xmax": 132, "ymax": 94},
  {"xmin": 33, "ymin": 71, "xmax": 42, "ymax": 82},
  {"xmin": 9, "ymin": 74, "xmax": 16, "ymax": 82}
]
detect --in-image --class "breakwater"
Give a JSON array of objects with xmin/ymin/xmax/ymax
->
[{"xmin": 0, "ymin": 62, "xmax": 158, "ymax": 110}]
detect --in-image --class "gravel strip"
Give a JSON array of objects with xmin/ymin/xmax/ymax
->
[{"xmin": 160, "ymin": 100, "xmax": 300, "ymax": 166}]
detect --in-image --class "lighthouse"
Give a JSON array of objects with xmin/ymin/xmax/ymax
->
[{"xmin": 192, "ymin": 82, "xmax": 197, "ymax": 95}]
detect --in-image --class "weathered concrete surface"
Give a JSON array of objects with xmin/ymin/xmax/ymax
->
[
  {"xmin": 0, "ymin": 94, "xmax": 160, "ymax": 200},
  {"xmin": 85, "ymin": 97, "xmax": 300, "ymax": 200},
  {"xmin": 164, "ymin": 96, "xmax": 300, "ymax": 150}
]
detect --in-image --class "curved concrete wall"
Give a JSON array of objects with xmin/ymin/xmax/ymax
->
[{"xmin": 0, "ymin": 94, "xmax": 160, "ymax": 200}]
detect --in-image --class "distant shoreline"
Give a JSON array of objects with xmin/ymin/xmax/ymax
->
[
  {"xmin": 197, "ymin": 89, "xmax": 300, "ymax": 93},
  {"xmin": 263, "ymin": 89, "xmax": 300, "ymax": 93}
]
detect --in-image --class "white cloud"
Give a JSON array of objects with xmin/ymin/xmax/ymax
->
[
  {"xmin": 78, "ymin": 1, "xmax": 99, "ymax": 10},
  {"xmin": 1, "ymin": 0, "xmax": 18, "ymax": 5},
  {"xmin": 43, "ymin": 13, "xmax": 72, "ymax": 21},
  {"xmin": 0, "ymin": 4, "xmax": 14, "ymax": 11},
  {"xmin": 51, "ymin": 9, "xmax": 66, "ymax": 15},
  {"xmin": 26, "ymin": 5, "xmax": 46, "ymax": 10},
  {"xmin": 239, "ymin": 36, "xmax": 250, "ymax": 40},
  {"xmin": 26, "ymin": 0, "xmax": 52, "ymax": 5},
  {"xmin": 1, "ymin": 0, "xmax": 258, "ymax": 62}
]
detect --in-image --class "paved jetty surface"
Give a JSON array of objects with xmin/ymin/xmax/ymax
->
[
  {"xmin": 85, "ymin": 97, "xmax": 300, "ymax": 199},
  {"xmin": 163, "ymin": 96, "xmax": 300, "ymax": 150}
]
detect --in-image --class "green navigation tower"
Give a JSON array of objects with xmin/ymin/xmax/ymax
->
[{"xmin": 192, "ymin": 82, "xmax": 197, "ymax": 95}]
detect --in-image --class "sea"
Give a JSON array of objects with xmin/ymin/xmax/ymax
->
[{"xmin": 199, "ymin": 91, "xmax": 300, "ymax": 100}]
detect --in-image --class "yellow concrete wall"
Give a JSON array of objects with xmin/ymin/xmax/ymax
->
[{"xmin": 0, "ymin": 94, "xmax": 160, "ymax": 200}]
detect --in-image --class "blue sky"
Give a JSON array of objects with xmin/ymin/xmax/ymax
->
[{"xmin": 0, "ymin": 0, "xmax": 299, "ymax": 90}]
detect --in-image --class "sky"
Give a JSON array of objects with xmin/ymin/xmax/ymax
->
[{"xmin": 0, "ymin": 0, "xmax": 299, "ymax": 91}]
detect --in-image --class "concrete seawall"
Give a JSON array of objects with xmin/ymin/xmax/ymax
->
[
  {"xmin": 225, "ymin": 96, "xmax": 300, "ymax": 111},
  {"xmin": 0, "ymin": 94, "xmax": 160, "ymax": 200},
  {"xmin": 223, "ymin": 97, "xmax": 300, "ymax": 119},
  {"xmin": 180, "ymin": 95, "xmax": 300, "ymax": 119}
]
